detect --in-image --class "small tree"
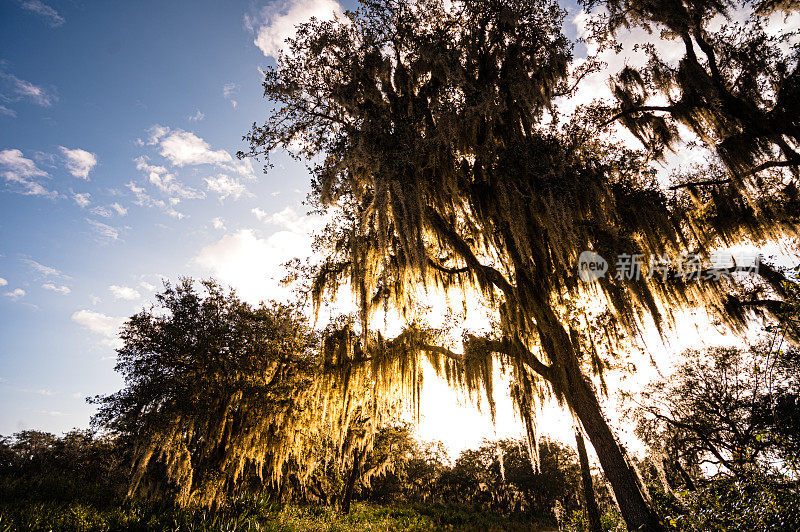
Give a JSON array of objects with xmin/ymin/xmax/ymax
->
[
  {"xmin": 92, "ymin": 279, "xmax": 327, "ymax": 506},
  {"xmin": 633, "ymin": 343, "xmax": 800, "ymax": 480}
]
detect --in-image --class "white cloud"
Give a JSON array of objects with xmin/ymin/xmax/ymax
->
[
  {"xmin": 249, "ymin": 0, "xmax": 342, "ymax": 58},
  {"xmin": 42, "ymin": 283, "xmax": 70, "ymax": 295},
  {"xmin": 265, "ymin": 205, "xmax": 326, "ymax": 234},
  {"xmin": 205, "ymin": 174, "xmax": 250, "ymax": 201},
  {"xmin": 91, "ymin": 206, "xmax": 112, "ymax": 218},
  {"xmin": 212, "ymin": 217, "xmax": 225, "ymax": 230},
  {"xmin": 193, "ymin": 228, "xmax": 313, "ymax": 303},
  {"xmin": 126, "ymin": 181, "xmax": 185, "ymax": 219},
  {"xmin": 0, "ymin": 71, "xmax": 57, "ymax": 107},
  {"xmin": 21, "ymin": 258, "xmax": 67, "ymax": 279},
  {"xmin": 159, "ymin": 130, "xmax": 232, "ymax": 167},
  {"xmin": 73, "ymin": 192, "xmax": 91, "ymax": 208},
  {"xmin": 141, "ymin": 125, "xmax": 256, "ymax": 178},
  {"xmin": 4, "ymin": 288, "xmax": 25, "ymax": 300},
  {"xmin": 252, "ymin": 207, "xmax": 267, "ymax": 221},
  {"xmin": 71, "ymin": 309, "xmax": 126, "ymax": 349},
  {"xmin": 59, "ymin": 147, "xmax": 97, "ymax": 180},
  {"xmin": 0, "ymin": 105, "xmax": 16, "ymax": 117},
  {"xmin": 146, "ymin": 124, "xmax": 171, "ymax": 145},
  {"xmin": 135, "ymin": 156, "xmax": 204, "ymax": 200},
  {"xmin": 0, "ymin": 149, "xmax": 48, "ymax": 178},
  {"xmin": 109, "ymin": 284, "xmax": 140, "ymax": 300},
  {"xmin": 20, "ymin": 1, "xmax": 64, "ymax": 27},
  {"xmin": 188, "ymin": 109, "xmax": 205, "ymax": 122},
  {"xmin": 0, "ymin": 278, "xmax": 6, "ymax": 286},
  {"xmin": 223, "ymin": 83, "xmax": 239, "ymax": 108},
  {"xmin": 87, "ymin": 219, "xmax": 120, "ymax": 242},
  {"xmin": 0, "ymin": 148, "xmax": 54, "ymax": 197},
  {"xmin": 139, "ymin": 281, "xmax": 156, "ymax": 291},
  {"xmin": 90, "ymin": 294, "xmax": 101, "ymax": 305},
  {"xmin": 109, "ymin": 202, "xmax": 127, "ymax": 216}
]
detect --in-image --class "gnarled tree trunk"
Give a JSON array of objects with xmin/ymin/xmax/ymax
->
[
  {"xmin": 340, "ymin": 446, "xmax": 367, "ymax": 514},
  {"xmin": 534, "ymin": 303, "xmax": 664, "ymax": 532}
]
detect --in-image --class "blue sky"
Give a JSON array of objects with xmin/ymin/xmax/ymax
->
[{"xmin": 0, "ymin": 0, "xmax": 362, "ymax": 435}]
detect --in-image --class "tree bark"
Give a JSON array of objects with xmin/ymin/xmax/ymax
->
[
  {"xmin": 564, "ymin": 358, "xmax": 663, "ymax": 531},
  {"xmin": 341, "ymin": 446, "xmax": 366, "ymax": 514},
  {"xmin": 532, "ymin": 302, "xmax": 664, "ymax": 531},
  {"xmin": 576, "ymin": 429, "xmax": 603, "ymax": 532},
  {"xmin": 673, "ymin": 458, "xmax": 697, "ymax": 492}
]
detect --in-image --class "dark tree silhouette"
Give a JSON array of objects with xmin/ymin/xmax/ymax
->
[
  {"xmin": 587, "ymin": 0, "xmax": 800, "ymax": 189},
  {"xmin": 633, "ymin": 342, "xmax": 800, "ymax": 479}
]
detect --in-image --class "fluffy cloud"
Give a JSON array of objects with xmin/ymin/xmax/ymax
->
[
  {"xmin": 251, "ymin": 207, "xmax": 267, "ymax": 221},
  {"xmin": 211, "ymin": 217, "xmax": 225, "ymax": 230},
  {"xmin": 248, "ymin": 0, "xmax": 342, "ymax": 58},
  {"xmin": 159, "ymin": 130, "xmax": 232, "ymax": 167},
  {"xmin": 110, "ymin": 202, "xmax": 127, "ymax": 216},
  {"xmin": 146, "ymin": 124, "xmax": 170, "ymax": 145},
  {"xmin": 140, "ymin": 125, "xmax": 256, "ymax": 178},
  {"xmin": 4, "ymin": 288, "xmax": 26, "ymax": 300},
  {"xmin": 109, "ymin": 284, "xmax": 140, "ymax": 300},
  {"xmin": 59, "ymin": 147, "xmax": 97, "ymax": 180},
  {"xmin": 205, "ymin": 174, "xmax": 250, "ymax": 201},
  {"xmin": 135, "ymin": 156, "xmax": 204, "ymax": 199},
  {"xmin": 20, "ymin": 0, "xmax": 64, "ymax": 27},
  {"xmin": 42, "ymin": 283, "xmax": 71, "ymax": 295},
  {"xmin": 73, "ymin": 192, "xmax": 91, "ymax": 208},
  {"xmin": 0, "ymin": 148, "xmax": 54, "ymax": 197},
  {"xmin": 0, "ymin": 278, "xmax": 6, "ymax": 286},
  {"xmin": 265, "ymin": 205, "xmax": 326, "ymax": 234},
  {"xmin": 193, "ymin": 228, "xmax": 313, "ymax": 303},
  {"xmin": 139, "ymin": 281, "xmax": 156, "ymax": 291},
  {"xmin": 71, "ymin": 310, "xmax": 126, "ymax": 349},
  {"xmin": 126, "ymin": 181, "xmax": 185, "ymax": 219}
]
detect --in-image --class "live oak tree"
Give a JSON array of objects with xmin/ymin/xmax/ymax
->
[
  {"xmin": 242, "ymin": 0, "xmax": 798, "ymax": 529},
  {"xmin": 633, "ymin": 343, "xmax": 800, "ymax": 481},
  {"xmin": 93, "ymin": 279, "xmax": 432, "ymax": 508},
  {"xmin": 92, "ymin": 279, "xmax": 323, "ymax": 505}
]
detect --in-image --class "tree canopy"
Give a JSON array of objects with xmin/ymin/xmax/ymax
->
[
  {"xmin": 243, "ymin": 0, "xmax": 798, "ymax": 528},
  {"xmin": 92, "ymin": 279, "xmax": 441, "ymax": 508}
]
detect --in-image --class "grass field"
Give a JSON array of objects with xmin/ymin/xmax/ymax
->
[{"xmin": 0, "ymin": 499, "xmax": 556, "ymax": 531}]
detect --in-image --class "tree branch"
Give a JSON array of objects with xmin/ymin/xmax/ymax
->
[
  {"xmin": 480, "ymin": 338, "xmax": 552, "ymax": 381},
  {"xmin": 600, "ymin": 105, "xmax": 675, "ymax": 128},
  {"xmin": 424, "ymin": 207, "xmax": 516, "ymax": 299},
  {"xmin": 669, "ymin": 178, "xmax": 731, "ymax": 190}
]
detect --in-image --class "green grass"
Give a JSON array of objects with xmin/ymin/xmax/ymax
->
[
  {"xmin": 0, "ymin": 500, "xmax": 553, "ymax": 531},
  {"xmin": 0, "ymin": 478, "xmax": 552, "ymax": 532}
]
